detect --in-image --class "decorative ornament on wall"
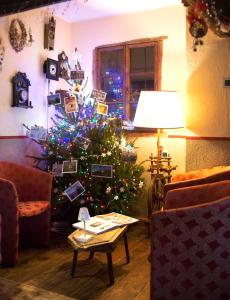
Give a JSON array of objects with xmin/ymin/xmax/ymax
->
[
  {"xmin": 44, "ymin": 16, "xmax": 56, "ymax": 51},
  {"xmin": 58, "ymin": 51, "xmax": 70, "ymax": 80},
  {"xmin": 9, "ymin": 18, "xmax": 27, "ymax": 52},
  {"xmin": 12, "ymin": 72, "xmax": 33, "ymax": 108},
  {"xmin": 0, "ymin": 38, "xmax": 5, "ymax": 71},
  {"xmin": 183, "ymin": 0, "xmax": 230, "ymax": 51}
]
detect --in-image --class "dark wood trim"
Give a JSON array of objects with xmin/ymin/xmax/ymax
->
[
  {"xmin": 0, "ymin": 0, "xmax": 70, "ymax": 17},
  {"xmin": 168, "ymin": 135, "xmax": 230, "ymax": 141},
  {"xmin": 94, "ymin": 37, "xmax": 168, "ymax": 50},
  {"xmin": 0, "ymin": 136, "xmax": 28, "ymax": 139}
]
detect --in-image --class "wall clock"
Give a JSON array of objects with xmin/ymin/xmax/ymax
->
[
  {"xmin": 44, "ymin": 58, "xmax": 59, "ymax": 81},
  {"xmin": 44, "ymin": 16, "xmax": 56, "ymax": 51},
  {"xmin": 12, "ymin": 72, "xmax": 33, "ymax": 108}
]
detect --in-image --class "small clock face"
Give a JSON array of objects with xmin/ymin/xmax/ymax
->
[
  {"xmin": 50, "ymin": 64, "xmax": 57, "ymax": 76},
  {"xmin": 19, "ymin": 89, "xmax": 28, "ymax": 103}
]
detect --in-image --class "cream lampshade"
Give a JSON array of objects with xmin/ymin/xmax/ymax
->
[{"xmin": 133, "ymin": 90, "xmax": 184, "ymax": 159}]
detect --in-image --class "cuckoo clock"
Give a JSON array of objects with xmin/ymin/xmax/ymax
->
[
  {"xmin": 12, "ymin": 72, "xmax": 33, "ymax": 108},
  {"xmin": 44, "ymin": 16, "xmax": 56, "ymax": 51}
]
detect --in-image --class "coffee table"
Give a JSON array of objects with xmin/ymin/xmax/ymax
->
[{"xmin": 68, "ymin": 226, "xmax": 129, "ymax": 285}]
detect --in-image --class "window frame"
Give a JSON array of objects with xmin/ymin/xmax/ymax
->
[{"xmin": 93, "ymin": 36, "xmax": 166, "ymax": 121}]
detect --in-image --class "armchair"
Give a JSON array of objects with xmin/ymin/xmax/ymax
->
[
  {"xmin": 150, "ymin": 180, "xmax": 230, "ymax": 299},
  {"xmin": 0, "ymin": 161, "xmax": 52, "ymax": 266}
]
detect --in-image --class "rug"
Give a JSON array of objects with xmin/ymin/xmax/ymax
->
[{"xmin": 0, "ymin": 277, "xmax": 75, "ymax": 300}]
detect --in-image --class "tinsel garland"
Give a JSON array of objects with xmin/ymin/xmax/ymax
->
[{"xmin": 9, "ymin": 18, "xmax": 27, "ymax": 52}]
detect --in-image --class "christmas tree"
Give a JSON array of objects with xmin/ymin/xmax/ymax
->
[{"xmin": 29, "ymin": 49, "xmax": 145, "ymax": 222}]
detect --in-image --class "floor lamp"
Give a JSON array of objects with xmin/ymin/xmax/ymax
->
[{"xmin": 133, "ymin": 90, "xmax": 184, "ymax": 212}]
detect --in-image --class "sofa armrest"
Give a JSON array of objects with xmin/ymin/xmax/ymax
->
[
  {"xmin": 150, "ymin": 196, "xmax": 230, "ymax": 299},
  {"xmin": 4, "ymin": 163, "xmax": 53, "ymax": 202},
  {"xmin": 164, "ymin": 180, "xmax": 230, "ymax": 209},
  {"xmin": 164, "ymin": 169, "xmax": 230, "ymax": 197},
  {"xmin": 0, "ymin": 178, "xmax": 19, "ymax": 265}
]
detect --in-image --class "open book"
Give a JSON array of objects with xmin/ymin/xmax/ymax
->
[{"xmin": 72, "ymin": 212, "xmax": 138, "ymax": 234}]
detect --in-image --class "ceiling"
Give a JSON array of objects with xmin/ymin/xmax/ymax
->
[
  {"xmin": 52, "ymin": 0, "xmax": 182, "ymax": 23},
  {"xmin": 0, "ymin": 0, "xmax": 182, "ymax": 23}
]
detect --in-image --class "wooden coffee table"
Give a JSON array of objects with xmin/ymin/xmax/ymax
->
[{"xmin": 68, "ymin": 226, "xmax": 129, "ymax": 286}]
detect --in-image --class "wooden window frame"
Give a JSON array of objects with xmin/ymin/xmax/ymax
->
[{"xmin": 93, "ymin": 36, "xmax": 166, "ymax": 121}]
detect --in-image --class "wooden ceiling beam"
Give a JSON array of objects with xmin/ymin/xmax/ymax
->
[{"xmin": 0, "ymin": 0, "xmax": 70, "ymax": 17}]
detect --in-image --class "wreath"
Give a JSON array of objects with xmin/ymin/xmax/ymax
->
[{"xmin": 9, "ymin": 19, "xmax": 27, "ymax": 52}]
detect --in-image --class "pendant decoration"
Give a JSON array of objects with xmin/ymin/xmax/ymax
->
[
  {"xmin": 183, "ymin": 0, "xmax": 230, "ymax": 52},
  {"xmin": 9, "ymin": 18, "xmax": 27, "ymax": 52},
  {"xmin": 0, "ymin": 38, "xmax": 5, "ymax": 71}
]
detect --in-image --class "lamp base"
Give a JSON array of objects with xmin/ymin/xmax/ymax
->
[{"xmin": 75, "ymin": 234, "xmax": 92, "ymax": 243}]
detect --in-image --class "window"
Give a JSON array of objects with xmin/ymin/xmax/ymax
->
[{"xmin": 93, "ymin": 37, "xmax": 164, "ymax": 121}]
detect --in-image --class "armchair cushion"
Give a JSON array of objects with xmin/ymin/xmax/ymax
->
[
  {"xmin": 151, "ymin": 195, "xmax": 230, "ymax": 299},
  {"xmin": 18, "ymin": 201, "xmax": 50, "ymax": 217}
]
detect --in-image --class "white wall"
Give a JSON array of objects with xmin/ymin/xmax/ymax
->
[
  {"xmin": 71, "ymin": 5, "xmax": 187, "ymax": 216},
  {"xmin": 71, "ymin": 5, "xmax": 187, "ymax": 171},
  {"xmin": 0, "ymin": 7, "xmax": 72, "ymax": 136}
]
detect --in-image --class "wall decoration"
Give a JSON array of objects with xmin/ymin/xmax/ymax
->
[
  {"xmin": 44, "ymin": 58, "xmax": 59, "ymax": 81},
  {"xmin": 0, "ymin": 38, "xmax": 5, "ymax": 71},
  {"xmin": 44, "ymin": 16, "xmax": 56, "ymax": 51},
  {"xmin": 26, "ymin": 27, "xmax": 35, "ymax": 47},
  {"xmin": 58, "ymin": 51, "xmax": 70, "ymax": 80},
  {"xmin": 47, "ymin": 93, "xmax": 61, "ymax": 105},
  {"xmin": 12, "ymin": 72, "xmax": 32, "ymax": 108},
  {"xmin": 9, "ymin": 19, "xmax": 27, "ymax": 53},
  {"xmin": 183, "ymin": 0, "xmax": 230, "ymax": 51}
]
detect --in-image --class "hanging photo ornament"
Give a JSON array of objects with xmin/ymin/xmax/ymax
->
[
  {"xmin": 0, "ymin": 38, "xmax": 5, "ymax": 71},
  {"xmin": 9, "ymin": 19, "xmax": 27, "ymax": 52}
]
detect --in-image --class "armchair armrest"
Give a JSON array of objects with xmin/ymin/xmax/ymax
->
[
  {"xmin": 0, "ymin": 178, "xmax": 19, "ymax": 265},
  {"xmin": 150, "ymin": 196, "xmax": 230, "ymax": 299},
  {"xmin": 164, "ymin": 169, "xmax": 230, "ymax": 198},
  {"xmin": 3, "ymin": 162, "xmax": 53, "ymax": 202},
  {"xmin": 164, "ymin": 180, "xmax": 230, "ymax": 209}
]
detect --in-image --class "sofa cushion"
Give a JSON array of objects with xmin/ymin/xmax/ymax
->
[{"xmin": 18, "ymin": 201, "xmax": 50, "ymax": 217}]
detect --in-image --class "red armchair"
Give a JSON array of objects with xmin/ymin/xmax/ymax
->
[
  {"xmin": 150, "ymin": 180, "xmax": 230, "ymax": 300},
  {"xmin": 0, "ymin": 161, "xmax": 52, "ymax": 266}
]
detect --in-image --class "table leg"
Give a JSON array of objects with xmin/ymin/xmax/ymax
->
[
  {"xmin": 88, "ymin": 251, "xmax": 94, "ymax": 260},
  {"xmin": 123, "ymin": 232, "xmax": 130, "ymax": 264},
  {"xmin": 106, "ymin": 253, "xmax": 114, "ymax": 286},
  {"xmin": 71, "ymin": 250, "xmax": 78, "ymax": 278}
]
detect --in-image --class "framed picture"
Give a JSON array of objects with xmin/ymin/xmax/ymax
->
[
  {"xmin": 29, "ymin": 126, "xmax": 47, "ymax": 141},
  {"xmin": 64, "ymin": 95, "xmax": 78, "ymax": 113},
  {"xmin": 64, "ymin": 180, "xmax": 85, "ymax": 202},
  {"xmin": 47, "ymin": 93, "xmax": 61, "ymax": 106},
  {"xmin": 97, "ymin": 102, "xmax": 108, "ymax": 115},
  {"xmin": 91, "ymin": 164, "xmax": 113, "ymax": 178},
  {"xmin": 90, "ymin": 89, "xmax": 107, "ymax": 102},
  {"xmin": 63, "ymin": 160, "xmax": 78, "ymax": 173},
  {"xmin": 44, "ymin": 58, "xmax": 59, "ymax": 81},
  {"xmin": 52, "ymin": 163, "xmax": 63, "ymax": 177},
  {"xmin": 70, "ymin": 70, "xmax": 84, "ymax": 80}
]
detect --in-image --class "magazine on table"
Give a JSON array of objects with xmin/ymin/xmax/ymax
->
[{"xmin": 72, "ymin": 212, "xmax": 138, "ymax": 234}]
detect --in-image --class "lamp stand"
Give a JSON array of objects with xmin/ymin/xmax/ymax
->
[
  {"xmin": 76, "ymin": 221, "xmax": 92, "ymax": 243},
  {"xmin": 147, "ymin": 131, "xmax": 177, "ymax": 214}
]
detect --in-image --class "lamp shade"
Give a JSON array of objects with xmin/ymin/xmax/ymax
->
[
  {"xmin": 78, "ymin": 207, "xmax": 90, "ymax": 221},
  {"xmin": 133, "ymin": 91, "xmax": 184, "ymax": 129}
]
